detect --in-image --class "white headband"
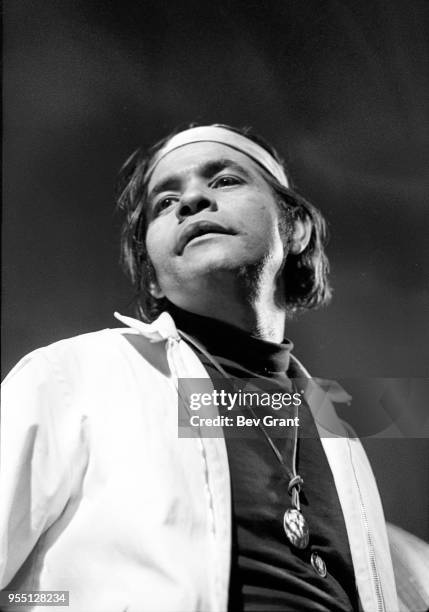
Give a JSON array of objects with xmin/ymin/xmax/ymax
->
[{"xmin": 146, "ymin": 125, "xmax": 289, "ymax": 187}]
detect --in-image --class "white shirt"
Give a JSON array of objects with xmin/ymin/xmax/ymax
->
[{"xmin": 0, "ymin": 312, "xmax": 398, "ymax": 612}]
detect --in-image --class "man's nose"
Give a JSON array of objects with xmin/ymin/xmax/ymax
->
[{"xmin": 176, "ymin": 186, "xmax": 216, "ymax": 221}]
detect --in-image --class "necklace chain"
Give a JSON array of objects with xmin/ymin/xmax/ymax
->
[{"xmin": 178, "ymin": 329, "xmax": 310, "ymax": 547}]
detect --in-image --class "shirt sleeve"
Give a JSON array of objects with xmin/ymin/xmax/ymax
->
[{"xmin": 0, "ymin": 349, "xmax": 85, "ymax": 588}]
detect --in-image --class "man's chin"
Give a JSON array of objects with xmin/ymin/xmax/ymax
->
[
  {"xmin": 180, "ymin": 255, "xmax": 252, "ymax": 277},
  {"xmin": 179, "ymin": 242, "xmax": 259, "ymax": 270}
]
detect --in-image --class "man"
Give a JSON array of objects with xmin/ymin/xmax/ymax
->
[{"xmin": 0, "ymin": 125, "xmax": 398, "ymax": 611}]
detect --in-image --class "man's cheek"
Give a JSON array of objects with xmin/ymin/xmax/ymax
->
[
  {"xmin": 146, "ymin": 234, "xmax": 171, "ymax": 268},
  {"xmin": 153, "ymin": 260, "xmax": 185, "ymax": 295}
]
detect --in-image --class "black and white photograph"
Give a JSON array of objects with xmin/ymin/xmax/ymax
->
[{"xmin": 2, "ymin": 2, "xmax": 429, "ymax": 611}]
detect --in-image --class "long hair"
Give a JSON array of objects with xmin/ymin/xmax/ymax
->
[{"xmin": 117, "ymin": 123, "xmax": 332, "ymax": 322}]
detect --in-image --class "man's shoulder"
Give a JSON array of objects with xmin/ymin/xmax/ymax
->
[
  {"xmin": 2, "ymin": 327, "xmax": 150, "ymax": 386},
  {"xmin": 15, "ymin": 327, "xmax": 127, "ymax": 359},
  {"xmin": 39, "ymin": 326, "xmax": 134, "ymax": 357}
]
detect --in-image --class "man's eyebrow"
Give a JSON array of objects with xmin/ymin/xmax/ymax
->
[{"xmin": 148, "ymin": 158, "xmax": 252, "ymax": 198}]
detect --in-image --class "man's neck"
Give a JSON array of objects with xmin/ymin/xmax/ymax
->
[
  {"xmin": 172, "ymin": 274, "xmax": 287, "ymax": 343},
  {"xmin": 221, "ymin": 298, "xmax": 286, "ymax": 343}
]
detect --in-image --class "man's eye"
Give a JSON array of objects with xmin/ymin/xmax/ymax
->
[
  {"xmin": 154, "ymin": 197, "xmax": 177, "ymax": 215},
  {"xmin": 211, "ymin": 175, "xmax": 242, "ymax": 188}
]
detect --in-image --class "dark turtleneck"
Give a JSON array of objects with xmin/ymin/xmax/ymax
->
[
  {"xmin": 170, "ymin": 304, "xmax": 293, "ymax": 377},
  {"xmin": 171, "ymin": 305, "xmax": 361, "ymax": 612}
]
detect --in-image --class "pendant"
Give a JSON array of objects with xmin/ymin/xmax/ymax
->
[{"xmin": 283, "ymin": 507, "xmax": 310, "ymax": 549}]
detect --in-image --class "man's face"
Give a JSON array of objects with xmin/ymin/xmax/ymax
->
[{"xmin": 145, "ymin": 142, "xmax": 288, "ymax": 307}]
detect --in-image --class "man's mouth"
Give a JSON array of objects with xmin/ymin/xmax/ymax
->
[{"xmin": 176, "ymin": 221, "xmax": 235, "ymax": 254}]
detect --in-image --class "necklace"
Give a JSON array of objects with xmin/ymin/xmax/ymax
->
[{"xmin": 178, "ymin": 329, "xmax": 310, "ymax": 550}]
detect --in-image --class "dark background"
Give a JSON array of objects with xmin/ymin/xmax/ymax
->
[{"xmin": 3, "ymin": 1, "xmax": 428, "ymax": 539}]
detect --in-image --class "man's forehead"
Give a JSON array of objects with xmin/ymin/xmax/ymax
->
[
  {"xmin": 145, "ymin": 125, "xmax": 289, "ymax": 187},
  {"xmin": 147, "ymin": 142, "xmax": 258, "ymax": 193}
]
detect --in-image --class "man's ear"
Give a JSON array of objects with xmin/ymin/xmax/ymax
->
[
  {"xmin": 290, "ymin": 217, "xmax": 312, "ymax": 254},
  {"xmin": 148, "ymin": 280, "xmax": 165, "ymax": 299}
]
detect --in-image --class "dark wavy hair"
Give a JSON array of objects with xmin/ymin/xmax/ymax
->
[{"xmin": 117, "ymin": 123, "xmax": 332, "ymax": 322}]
